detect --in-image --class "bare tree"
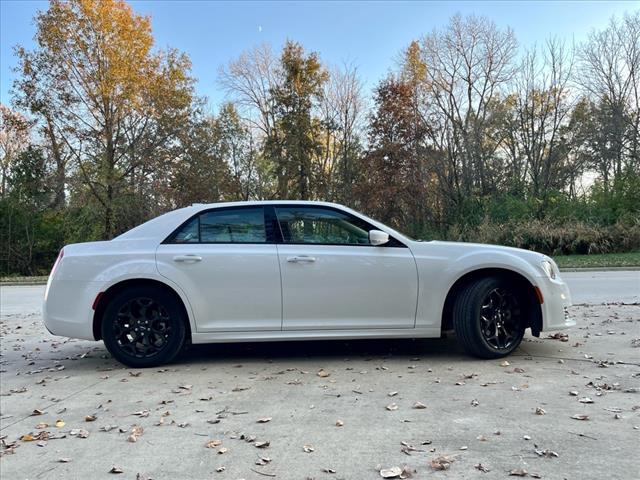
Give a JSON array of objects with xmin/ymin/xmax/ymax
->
[
  {"xmin": 577, "ymin": 11, "xmax": 640, "ymax": 182},
  {"xmin": 419, "ymin": 14, "xmax": 518, "ymax": 215},
  {"xmin": 0, "ymin": 105, "xmax": 30, "ymax": 198},
  {"xmin": 318, "ymin": 62, "xmax": 365, "ymax": 202},
  {"xmin": 505, "ymin": 38, "xmax": 576, "ymax": 209}
]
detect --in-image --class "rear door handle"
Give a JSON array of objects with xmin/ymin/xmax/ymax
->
[
  {"xmin": 172, "ymin": 254, "xmax": 202, "ymax": 263},
  {"xmin": 286, "ymin": 255, "xmax": 316, "ymax": 263}
]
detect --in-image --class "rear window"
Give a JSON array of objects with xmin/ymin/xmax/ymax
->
[{"xmin": 169, "ymin": 207, "xmax": 266, "ymax": 243}]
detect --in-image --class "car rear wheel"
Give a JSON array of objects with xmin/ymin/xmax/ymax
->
[
  {"xmin": 453, "ymin": 276, "xmax": 525, "ymax": 358},
  {"xmin": 101, "ymin": 286, "xmax": 186, "ymax": 368}
]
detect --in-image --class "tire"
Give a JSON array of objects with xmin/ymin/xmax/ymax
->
[
  {"xmin": 101, "ymin": 286, "xmax": 187, "ymax": 368},
  {"xmin": 453, "ymin": 276, "xmax": 526, "ymax": 359}
]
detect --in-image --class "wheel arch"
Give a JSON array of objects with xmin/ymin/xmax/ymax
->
[
  {"xmin": 92, "ymin": 278, "xmax": 193, "ymax": 342},
  {"xmin": 441, "ymin": 267, "xmax": 543, "ymax": 336}
]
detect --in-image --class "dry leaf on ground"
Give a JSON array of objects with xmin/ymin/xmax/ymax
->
[
  {"xmin": 127, "ymin": 426, "xmax": 143, "ymax": 442},
  {"xmin": 430, "ymin": 455, "xmax": 455, "ymax": 470}
]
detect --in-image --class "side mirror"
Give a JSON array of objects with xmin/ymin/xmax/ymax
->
[{"xmin": 369, "ymin": 229, "xmax": 389, "ymax": 246}]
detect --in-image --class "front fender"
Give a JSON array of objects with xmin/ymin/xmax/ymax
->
[{"xmin": 412, "ymin": 248, "xmax": 543, "ymax": 329}]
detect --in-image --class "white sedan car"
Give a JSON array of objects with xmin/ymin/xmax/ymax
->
[{"xmin": 44, "ymin": 201, "xmax": 574, "ymax": 367}]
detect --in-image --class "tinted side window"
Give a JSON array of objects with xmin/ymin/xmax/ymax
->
[
  {"xmin": 275, "ymin": 207, "xmax": 372, "ymax": 245},
  {"xmin": 172, "ymin": 216, "xmax": 199, "ymax": 243},
  {"xmin": 171, "ymin": 207, "xmax": 266, "ymax": 243}
]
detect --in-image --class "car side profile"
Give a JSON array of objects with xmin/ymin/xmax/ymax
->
[{"xmin": 43, "ymin": 201, "xmax": 574, "ymax": 367}]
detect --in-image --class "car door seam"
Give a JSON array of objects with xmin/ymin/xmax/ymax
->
[{"xmin": 275, "ymin": 244, "xmax": 284, "ymax": 330}]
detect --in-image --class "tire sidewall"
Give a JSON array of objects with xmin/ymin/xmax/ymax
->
[{"xmin": 101, "ymin": 286, "xmax": 186, "ymax": 368}]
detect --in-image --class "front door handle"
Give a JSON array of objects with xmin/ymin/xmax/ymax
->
[
  {"xmin": 286, "ymin": 255, "xmax": 316, "ymax": 263},
  {"xmin": 172, "ymin": 254, "xmax": 202, "ymax": 263}
]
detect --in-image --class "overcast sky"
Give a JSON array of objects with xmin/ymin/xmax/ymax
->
[{"xmin": 1, "ymin": 0, "xmax": 636, "ymax": 110}]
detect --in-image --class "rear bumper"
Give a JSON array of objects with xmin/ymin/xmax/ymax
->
[
  {"xmin": 537, "ymin": 276, "xmax": 575, "ymax": 331},
  {"xmin": 43, "ymin": 277, "xmax": 100, "ymax": 340}
]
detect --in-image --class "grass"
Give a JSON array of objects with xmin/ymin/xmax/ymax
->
[
  {"xmin": 553, "ymin": 251, "xmax": 640, "ymax": 269},
  {"xmin": 0, "ymin": 275, "xmax": 48, "ymax": 285}
]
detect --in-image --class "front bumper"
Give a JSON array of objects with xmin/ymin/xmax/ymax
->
[{"xmin": 537, "ymin": 275, "xmax": 575, "ymax": 331}]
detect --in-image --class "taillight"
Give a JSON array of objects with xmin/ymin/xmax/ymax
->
[{"xmin": 51, "ymin": 248, "xmax": 64, "ymax": 275}]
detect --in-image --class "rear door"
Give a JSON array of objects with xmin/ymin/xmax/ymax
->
[
  {"xmin": 274, "ymin": 205, "xmax": 418, "ymax": 330},
  {"xmin": 156, "ymin": 206, "xmax": 282, "ymax": 332}
]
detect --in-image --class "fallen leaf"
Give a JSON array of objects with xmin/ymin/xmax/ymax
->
[
  {"xmin": 217, "ymin": 447, "xmax": 228, "ymax": 454},
  {"xmin": 30, "ymin": 409, "xmax": 44, "ymax": 416},
  {"xmin": 534, "ymin": 448, "xmax": 559, "ymax": 458},
  {"xmin": 412, "ymin": 401, "xmax": 426, "ymax": 409},
  {"xmin": 471, "ymin": 399, "xmax": 479, "ymax": 407},
  {"xmin": 20, "ymin": 434, "xmax": 35, "ymax": 442},
  {"xmin": 317, "ymin": 369, "xmax": 330, "ymax": 378},
  {"xmin": 322, "ymin": 468, "xmax": 336, "ymax": 473},
  {"xmin": 571, "ymin": 414, "xmax": 589, "ymax": 421},
  {"xmin": 109, "ymin": 466, "xmax": 124, "ymax": 474},
  {"xmin": 388, "ymin": 391, "xmax": 398, "ymax": 397},
  {"xmin": 380, "ymin": 466, "xmax": 402, "ymax": 478},
  {"xmin": 58, "ymin": 458, "xmax": 71, "ymax": 463},
  {"xmin": 127, "ymin": 426, "xmax": 143, "ymax": 442},
  {"xmin": 475, "ymin": 463, "xmax": 490, "ymax": 472},
  {"xmin": 85, "ymin": 415, "xmax": 97, "ymax": 422},
  {"xmin": 509, "ymin": 468, "xmax": 528, "ymax": 476},
  {"xmin": 430, "ymin": 455, "xmax": 455, "ymax": 471},
  {"xmin": 206, "ymin": 439, "xmax": 222, "ymax": 448},
  {"xmin": 257, "ymin": 417, "xmax": 272, "ymax": 423},
  {"xmin": 35, "ymin": 422, "xmax": 48, "ymax": 429},
  {"xmin": 303, "ymin": 444, "xmax": 314, "ymax": 453},
  {"xmin": 254, "ymin": 440, "xmax": 270, "ymax": 448},
  {"xmin": 578, "ymin": 397, "xmax": 594, "ymax": 404},
  {"xmin": 69, "ymin": 429, "xmax": 89, "ymax": 438},
  {"xmin": 386, "ymin": 403, "xmax": 398, "ymax": 411},
  {"xmin": 535, "ymin": 407, "xmax": 546, "ymax": 415},
  {"xmin": 216, "ymin": 466, "xmax": 225, "ymax": 472},
  {"xmin": 335, "ymin": 420, "xmax": 344, "ymax": 427}
]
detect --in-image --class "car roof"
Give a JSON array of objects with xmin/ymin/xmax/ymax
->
[{"xmin": 189, "ymin": 200, "xmax": 347, "ymax": 209}]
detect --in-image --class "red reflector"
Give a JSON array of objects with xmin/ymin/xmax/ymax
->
[
  {"xmin": 92, "ymin": 292, "xmax": 104, "ymax": 310},
  {"xmin": 533, "ymin": 286, "xmax": 544, "ymax": 304}
]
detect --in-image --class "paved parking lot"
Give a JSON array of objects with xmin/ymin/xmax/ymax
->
[{"xmin": 1, "ymin": 274, "xmax": 639, "ymax": 479}]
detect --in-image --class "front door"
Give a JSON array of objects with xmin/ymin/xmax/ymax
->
[
  {"xmin": 156, "ymin": 206, "xmax": 282, "ymax": 332},
  {"xmin": 274, "ymin": 206, "xmax": 418, "ymax": 330}
]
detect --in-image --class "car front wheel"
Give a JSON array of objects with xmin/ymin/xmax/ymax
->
[
  {"xmin": 453, "ymin": 276, "xmax": 526, "ymax": 358},
  {"xmin": 101, "ymin": 286, "xmax": 186, "ymax": 368}
]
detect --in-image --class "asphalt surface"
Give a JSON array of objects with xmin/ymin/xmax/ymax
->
[{"xmin": 0, "ymin": 271, "xmax": 639, "ymax": 480}]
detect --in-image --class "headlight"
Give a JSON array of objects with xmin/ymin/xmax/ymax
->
[{"xmin": 541, "ymin": 259, "xmax": 557, "ymax": 279}]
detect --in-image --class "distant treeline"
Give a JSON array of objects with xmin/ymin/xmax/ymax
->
[{"xmin": 1, "ymin": 0, "xmax": 638, "ymax": 275}]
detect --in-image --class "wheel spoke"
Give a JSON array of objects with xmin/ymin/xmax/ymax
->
[
  {"xmin": 112, "ymin": 297, "xmax": 172, "ymax": 359},
  {"xmin": 478, "ymin": 287, "xmax": 521, "ymax": 351}
]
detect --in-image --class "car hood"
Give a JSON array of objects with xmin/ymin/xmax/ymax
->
[{"xmin": 409, "ymin": 239, "xmax": 549, "ymax": 265}]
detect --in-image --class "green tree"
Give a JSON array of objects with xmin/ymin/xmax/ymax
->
[
  {"xmin": 14, "ymin": 0, "xmax": 195, "ymax": 238},
  {"xmin": 269, "ymin": 41, "xmax": 328, "ymax": 199}
]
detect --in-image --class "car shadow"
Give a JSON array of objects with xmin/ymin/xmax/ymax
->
[{"xmin": 181, "ymin": 334, "xmax": 467, "ymax": 364}]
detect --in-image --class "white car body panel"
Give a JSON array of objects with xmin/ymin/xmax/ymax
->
[
  {"xmin": 277, "ymin": 243, "xmax": 418, "ymax": 330},
  {"xmin": 43, "ymin": 200, "xmax": 574, "ymax": 345},
  {"xmin": 156, "ymin": 243, "xmax": 282, "ymax": 332}
]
